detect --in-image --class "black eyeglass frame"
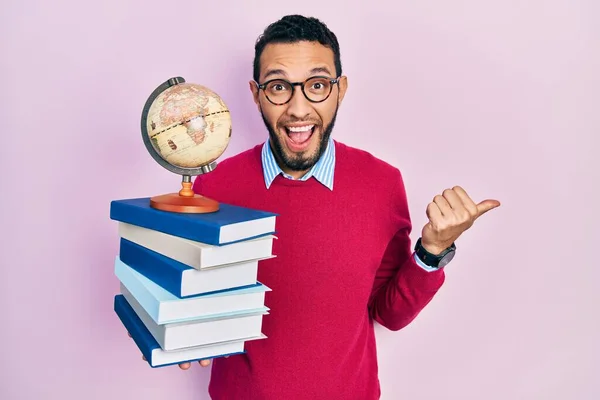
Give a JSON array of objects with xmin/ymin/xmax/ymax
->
[{"xmin": 255, "ymin": 75, "xmax": 341, "ymax": 105}]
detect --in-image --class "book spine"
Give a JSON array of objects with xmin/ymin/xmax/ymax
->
[
  {"xmin": 119, "ymin": 238, "xmax": 184, "ymax": 298},
  {"xmin": 114, "ymin": 258, "xmax": 161, "ymax": 323},
  {"xmin": 114, "ymin": 295, "xmax": 155, "ymax": 366},
  {"xmin": 110, "ymin": 201, "xmax": 222, "ymax": 245}
]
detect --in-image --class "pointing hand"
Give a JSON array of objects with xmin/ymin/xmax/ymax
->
[{"xmin": 421, "ymin": 186, "xmax": 500, "ymax": 254}]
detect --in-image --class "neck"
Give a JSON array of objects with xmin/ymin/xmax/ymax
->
[
  {"xmin": 280, "ymin": 165, "xmax": 309, "ymax": 180},
  {"xmin": 285, "ymin": 171, "xmax": 308, "ymax": 180}
]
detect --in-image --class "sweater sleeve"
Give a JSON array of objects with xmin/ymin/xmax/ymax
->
[{"xmin": 367, "ymin": 168, "xmax": 445, "ymax": 331}]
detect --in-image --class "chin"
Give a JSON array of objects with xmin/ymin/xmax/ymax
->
[{"xmin": 261, "ymin": 111, "xmax": 331, "ymax": 172}]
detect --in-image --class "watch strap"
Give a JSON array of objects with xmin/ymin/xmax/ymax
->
[{"xmin": 414, "ymin": 238, "xmax": 456, "ymax": 268}]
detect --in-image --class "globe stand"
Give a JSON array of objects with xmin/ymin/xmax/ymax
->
[
  {"xmin": 149, "ymin": 175, "xmax": 219, "ymax": 214},
  {"xmin": 140, "ymin": 76, "xmax": 230, "ymax": 214}
]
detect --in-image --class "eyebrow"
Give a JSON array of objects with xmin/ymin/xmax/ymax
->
[
  {"xmin": 262, "ymin": 66, "xmax": 334, "ymax": 81},
  {"xmin": 262, "ymin": 69, "xmax": 288, "ymax": 80},
  {"xmin": 309, "ymin": 67, "xmax": 333, "ymax": 76}
]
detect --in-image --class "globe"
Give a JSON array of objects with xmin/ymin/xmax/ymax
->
[{"xmin": 140, "ymin": 77, "xmax": 232, "ymax": 213}]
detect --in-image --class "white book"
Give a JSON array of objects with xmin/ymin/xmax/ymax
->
[
  {"xmin": 114, "ymin": 294, "xmax": 267, "ymax": 368},
  {"xmin": 121, "ymin": 285, "xmax": 268, "ymax": 351},
  {"xmin": 146, "ymin": 335, "xmax": 266, "ymax": 368},
  {"xmin": 115, "ymin": 257, "xmax": 271, "ymax": 325},
  {"xmin": 119, "ymin": 222, "xmax": 276, "ymax": 270}
]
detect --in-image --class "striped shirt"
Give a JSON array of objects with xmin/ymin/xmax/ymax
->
[{"xmin": 261, "ymin": 137, "xmax": 335, "ymax": 190}]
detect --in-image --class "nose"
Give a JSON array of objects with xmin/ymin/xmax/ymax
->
[{"xmin": 285, "ymin": 86, "xmax": 311, "ymax": 119}]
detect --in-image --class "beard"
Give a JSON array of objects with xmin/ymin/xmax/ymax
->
[{"xmin": 260, "ymin": 107, "xmax": 338, "ymax": 172}]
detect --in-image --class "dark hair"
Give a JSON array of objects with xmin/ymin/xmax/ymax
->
[{"xmin": 253, "ymin": 15, "xmax": 342, "ymax": 82}]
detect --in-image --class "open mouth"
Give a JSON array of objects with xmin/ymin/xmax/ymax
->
[{"xmin": 284, "ymin": 124, "xmax": 315, "ymax": 148}]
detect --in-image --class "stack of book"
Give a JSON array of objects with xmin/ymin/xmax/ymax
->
[{"xmin": 108, "ymin": 197, "xmax": 278, "ymax": 368}]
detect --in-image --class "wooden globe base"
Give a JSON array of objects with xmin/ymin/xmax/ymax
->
[{"xmin": 149, "ymin": 181, "xmax": 219, "ymax": 213}]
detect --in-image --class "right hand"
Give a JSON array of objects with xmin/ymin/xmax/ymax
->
[
  {"xmin": 127, "ymin": 331, "xmax": 212, "ymax": 369},
  {"xmin": 177, "ymin": 359, "xmax": 211, "ymax": 369}
]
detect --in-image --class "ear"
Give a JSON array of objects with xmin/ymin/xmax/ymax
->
[
  {"xmin": 337, "ymin": 76, "xmax": 348, "ymax": 105},
  {"xmin": 249, "ymin": 80, "xmax": 260, "ymax": 108}
]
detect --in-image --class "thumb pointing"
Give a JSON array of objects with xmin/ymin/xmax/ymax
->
[{"xmin": 476, "ymin": 199, "xmax": 501, "ymax": 217}]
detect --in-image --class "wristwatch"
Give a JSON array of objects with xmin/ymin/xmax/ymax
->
[{"xmin": 414, "ymin": 238, "xmax": 456, "ymax": 268}]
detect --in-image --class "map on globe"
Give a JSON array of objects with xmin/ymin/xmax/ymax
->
[{"xmin": 145, "ymin": 83, "xmax": 232, "ymax": 170}]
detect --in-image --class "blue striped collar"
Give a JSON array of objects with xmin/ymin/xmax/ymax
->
[{"xmin": 261, "ymin": 137, "xmax": 336, "ymax": 190}]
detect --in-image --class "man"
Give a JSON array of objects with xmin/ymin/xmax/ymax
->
[{"xmin": 186, "ymin": 14, "xmax": 499, "ymax": 399}]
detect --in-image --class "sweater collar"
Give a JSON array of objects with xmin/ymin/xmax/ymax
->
[{"xmin": 261, "ymin": 137, "xmax": 335, "ymax": 190}]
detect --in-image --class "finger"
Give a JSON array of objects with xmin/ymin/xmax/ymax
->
[
  {"xmin": 451, "ymin": 186, "xmax": 478, "ymax": 217},
  {"xmin": 433, "ymin": 195, "xmax": 452, "ymax": 216},
  {"xmin": 179, "ymin": 362, "xmax": 191, "ymax": 370},
  {"xmin": 443, "ymin": 187, "xmax": 473, "ymax": 223},
  {"xmin": 442, "ymin": 188, "xmax": 464, "ymax": 210},
  {"xmin": 426, "ymin": 202, "xmax": 444, "ymax": 228},
  {"xmin": 476, "ymin": 199, "xmax": 501, "ymax": 217}
]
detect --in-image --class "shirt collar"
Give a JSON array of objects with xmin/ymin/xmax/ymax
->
[{"xmin": 261, "ymin": 137, "xmax": 336, "ymax": 190}]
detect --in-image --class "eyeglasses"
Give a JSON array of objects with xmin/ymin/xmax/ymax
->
[{"xmin": 256, "ymin": 76, "xmax": 340, "ymax": 105}]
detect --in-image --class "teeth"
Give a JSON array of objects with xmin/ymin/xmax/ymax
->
[{"xmin": 287, "ymin": 125, "xmax": 314, "ymax": 133}]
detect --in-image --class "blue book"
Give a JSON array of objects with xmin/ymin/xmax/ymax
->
[
  {"xmin": 110, "ymin": 197, "xmax": 277, "ymax": 246},
  {"xmin": 114, "ymin": 255, "xmax": 271, "ymax": 325},
  {"xmin": 119, "ymin": 238, "xmax": 261, "ymax": 298},
  {"xmin": 114, "ymin": 294, "xmax": 266, "ymax": 368}
]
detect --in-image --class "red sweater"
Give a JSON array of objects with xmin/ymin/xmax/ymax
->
[{"xmin": 192, "ymin": 141, "xmax": 445, "ymax": 400}]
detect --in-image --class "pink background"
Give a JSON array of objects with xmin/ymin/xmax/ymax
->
[{"xmin": 2, "ymin": 0, "xmax": 599, "ymax": 399}]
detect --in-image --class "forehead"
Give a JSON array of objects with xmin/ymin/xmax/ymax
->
[{"xmin": 259, "ymin": 41, "xmax": 336, "ymax": 81}]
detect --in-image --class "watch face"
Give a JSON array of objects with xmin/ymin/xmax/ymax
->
[{"xmin": 438, "ymin": 250, "xmax": 456, "ymax": 268}]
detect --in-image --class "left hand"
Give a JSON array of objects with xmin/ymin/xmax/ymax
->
[{"xmin": 421, "ymin": 186, "xmax": 500, "ymax": 254}]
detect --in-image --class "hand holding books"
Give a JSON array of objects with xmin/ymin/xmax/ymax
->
[{"xmin": 110, "ymin": 198, "xmax": 278, "ymax": 368}]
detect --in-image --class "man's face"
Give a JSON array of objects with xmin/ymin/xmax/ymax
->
[{"xmin": 250, "ymin": 41, "xmax": 347, "ymax": 177}]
